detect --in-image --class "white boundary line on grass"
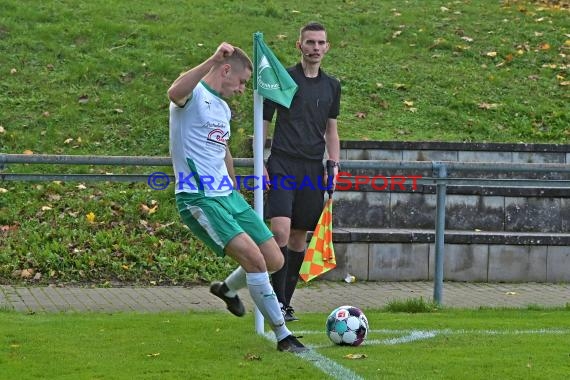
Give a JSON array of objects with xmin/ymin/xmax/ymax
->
[
  {"xmin": 297, "ymin": 328, "xmax": 570, "ymax": 349},
  {"xmin": 266, "ymin": 328, "xmax": 570, "ymax": 378},
  {"xmin": 264, "ymin": 332, "xmax": 364, "ymax": 380}
]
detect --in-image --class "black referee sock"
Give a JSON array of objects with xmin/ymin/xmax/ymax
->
[
  {"xmin": 284, "ymin": 249, "xmax": 306, "ymax": 307},
  {"xmin": 270, "ymin": 246, "xmax": 288, "ymax": 308}
]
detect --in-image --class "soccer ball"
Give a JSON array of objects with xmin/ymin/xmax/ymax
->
[{"xmin": 325, "ymin": 305, "xmax": 369, "ymax": 346}]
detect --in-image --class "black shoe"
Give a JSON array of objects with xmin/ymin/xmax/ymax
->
[
  {"xmin": 277, "ymin": 335, "xmax": 308, "ymax": 353},
  {"xmin": 209, "ymin": 282, "xmax": 245, "ymax": 317},
  {"xmin": 282, "ymin": 305, "xmax": 299, "ymax": 322}
]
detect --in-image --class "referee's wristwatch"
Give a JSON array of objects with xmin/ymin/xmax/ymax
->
[{"xmin": 326, "ymin": 160, "xmax": 340, "ymax": 171}]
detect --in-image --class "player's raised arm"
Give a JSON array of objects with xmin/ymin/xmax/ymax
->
[{"xmin": 167, "ymin": 42, "xmax": 235, "ymax": 107}]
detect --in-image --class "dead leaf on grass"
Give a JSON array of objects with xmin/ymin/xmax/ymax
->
[
  {"xmin": 86, "ymin": 212, "xmax": 96, "ymax": 223},
  {"xmin": 478, "ymin": 102, "xmax": 499, "ymax": 110},
  {"xmin": 344, "ymin": 353, "xmax": 368, "ymax": 359},
  {"xmin": 141, "ymin": 203, "xmax": 158, "ymax": 215},
  {"xmin": 244, "ymin": 353, "xmax": 262, "ymax": 361}
]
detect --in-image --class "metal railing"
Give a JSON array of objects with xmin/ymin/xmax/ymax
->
[{"xmin": 2, "ymin": 153, "xmax": 570, "ymax": 304}]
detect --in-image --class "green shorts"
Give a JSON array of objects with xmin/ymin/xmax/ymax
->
[{"xmin": 176, "ymin": 190, "xmax": 273, "ymax": 257}]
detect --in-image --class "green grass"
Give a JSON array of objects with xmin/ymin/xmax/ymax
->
[
  {"xmin": 1, "ymin": 0, "xmax": 569, "ymax": 285},
  {"xmin": 1, "ymin": 307, "xmax": 570, "ymax": 379},
  {"xmin": 383, "ymin": 297, "xmax": 440, "ymax": 313}
]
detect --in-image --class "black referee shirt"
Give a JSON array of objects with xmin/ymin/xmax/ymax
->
[{"xmin": 263, "ymin": 63, "xmax": 341, "ymax": 161}]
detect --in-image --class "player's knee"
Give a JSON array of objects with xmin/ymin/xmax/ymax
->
[
  {"xmin": 272, "ymin": 228, "xmax": 289, "ymax": 247},
  {"xmin": 267, "ymin": 253, "xmax": 284, "ymax": 273}
]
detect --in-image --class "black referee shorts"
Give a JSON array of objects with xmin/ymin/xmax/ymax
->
[{"xmin": 265, "ymin": 153, "xmax": 326, "ymax": 231}]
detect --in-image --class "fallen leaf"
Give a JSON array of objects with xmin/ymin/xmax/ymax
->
[
  {"xmin": 0, "ymin": 188, "xmax": 8, "ymax": 193},
  {"xmin": 478, "ymin": 102, "xmax": 499, "ymax": 110},
  {"xmin": 141, "ymin": 204, "xmax": 158, "ymax": 215},
  {"xmin": 403, "ymin": 100, "xmax": 414, "ymax": 107},
  {"xmin": 344, "ymin": 353, "xmax": 368, "ymax": 359},
  {"xmin": 276, "ymin": 34, "xmax": 287, "ymax": 40},
  {"xmin": 86, "ymin": 212, "xmax": 96, "ymax": 223},
  {"xmin": 505, "ymin": 291, "xmax": 517, "ymax": 295},
  {"xmin": 0, "ymin": 125, "xmax": 4, "ymax": 133},
  {"xmin": 560, "ymin": 81, "xmax": 570, "ymax": 86},
  {"xmin": 78, "ymin": 95, "xmax": 89, "ymax": 104},
  {"xmin": 20, "ymin": 269, "xmax": 35, "ymax": 279},
  {"xmin": 64, "ymin": 138, "xmax": 74, "ymax": 144},
  {"xmin": 485, "ymin": 51, "xmax": 498, "ymax": 57},
  {"xmin": 10, "ymin": 68, "xmax": 17, "ymax": 74},
  {"xmin": 1, "ymin": 224, "xmax": 19, "ymax": 232},
  {"xmin": 539, "ymin": 43, "xmax": 550, "ymax": 50},
  {"xmin": 461, "ymin": 36, "xmax": 474, "ymax": 42},
  {"xmin": 354, "ymin": 112, "xmax": 366, "ymax": 119},
  {"xmin": 41, "ymin": 206, "xmax": 53, "ymax": 211},
  {"xmin": 146, "ymin": 353, "xmax": 160, "ymax": 358},
  {"xmin": 114, "ymin": 108, "xmax": 124, "ymax": 113},
  {"xmin": 76, "ymin": 184, "xmax": 87, "ymax": 190},
  {"xmin": 244, "ymin": 353, "xmax": 262, "ymax": 361},
  {"xmin": 23, "ymin": 149, "xmax": 34, "ymax": 155},
  {"xmin": 392, "ymin": 30, "xmax": 402, "ymax": 38}
]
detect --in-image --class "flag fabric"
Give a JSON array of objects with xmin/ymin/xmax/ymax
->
[
  {"xmin": 253, "ymin": 32, "xmax": 298, "ymax": 108},
  {"xmin": 300, "ymin": 199, "xmax": 336, "ymax": 282}
]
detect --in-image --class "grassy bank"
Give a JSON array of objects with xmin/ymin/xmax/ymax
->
[{"xmin": 0, "ymin": 0, "xmax": 568, "ymax": 285}]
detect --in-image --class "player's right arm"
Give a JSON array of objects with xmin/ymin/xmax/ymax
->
[{"xmin": 167, "ymin": 42, "xmax": 235, "ymax": 107}]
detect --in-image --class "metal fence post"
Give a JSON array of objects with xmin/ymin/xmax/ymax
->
[{"xmin": 433, "ymin": 162, "xmax": 448, "ymax": 305}]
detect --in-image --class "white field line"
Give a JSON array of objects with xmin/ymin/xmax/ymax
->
[
  {"xmin": 266, "ymin": 328, "xmax": 570, "ymax": 377},
  {"xmin": 295, "ymin": 328, "xmax": 570, "ymax": 336},
  {"xmin": 297, "ymin": 328, "xmax": 570, "ymax": 349},
  {"xmin": 264, "ymin": 332, "xmax": 364, "ymax": 380}
]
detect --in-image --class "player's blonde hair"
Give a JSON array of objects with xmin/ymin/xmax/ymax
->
[{"xmin": 218, "ymin": 46, "xmax": 253, "ymax": 72}]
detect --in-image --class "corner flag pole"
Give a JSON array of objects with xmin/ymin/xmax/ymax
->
[
  {"xmin": 252, "ymin": 31, "xmax": 298, "ymax": 335},
  {"xmin": 253, "ymin": 35, "xmax": 265, "ymax": 335}
]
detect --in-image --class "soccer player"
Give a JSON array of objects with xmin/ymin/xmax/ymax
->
[
  {"xmin": 168, "ymin": 42, "xmax": 306, "ymax": 353},
  {"xmin": 263, "ymin": 22, "xmax": 341, "ymax": 321}
]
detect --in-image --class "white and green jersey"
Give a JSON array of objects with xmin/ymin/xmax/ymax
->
[{"xmin": 169, "ymin": 81, "xmax": 232, "ymax": 196}]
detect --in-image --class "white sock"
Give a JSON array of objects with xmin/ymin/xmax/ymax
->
[
  {"xmin": 224, "ymin": 266, "xmax": 246, "ymax": 297},
  {"xmin": 246, "ymin": 272, "xmax": 291, "ymax": 341}
]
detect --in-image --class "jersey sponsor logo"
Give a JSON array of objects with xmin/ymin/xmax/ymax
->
[
  {"xmin": 203, "ymin": 121, "xmax": 226, "ymax": 129},
  {"xmin": 206, "ymin": 128, "xmax": 229, "ymax": 149}
]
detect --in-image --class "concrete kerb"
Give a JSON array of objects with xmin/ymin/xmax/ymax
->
[{"xmin": 1, "ymin": 281, "xmax": 569, "ymax": 314}]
